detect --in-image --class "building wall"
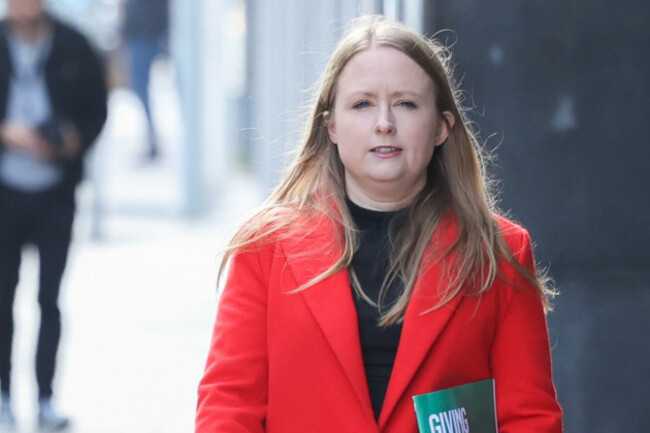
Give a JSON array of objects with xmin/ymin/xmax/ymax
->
[
  {"xmin": 425, "ymin": 0, "xmax": 650, "ymax": 268},
  {"xmin": 424, "ymin": 1, "xmax": 650, "ymax": 430}
]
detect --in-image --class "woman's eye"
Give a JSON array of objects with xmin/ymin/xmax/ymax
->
[
  {"xmin": 353, "ymin": 101, "xmax": 371, "ymax": 109},
  {"xmin": 398, "ymin": 100, "xmax": 416, "ymax": 109}
]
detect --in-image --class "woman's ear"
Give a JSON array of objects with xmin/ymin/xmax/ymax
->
[
  {"xmin": 434, "ymin": 111, "xmax": 455, "ymax": 147},
  {"xmin": 324, "ymin": 111, "xmax": 337, "ymax": 144}
]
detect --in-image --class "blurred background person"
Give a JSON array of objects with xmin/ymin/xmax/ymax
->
[
  {"xmin": 0, "ymin": 0, "xmax": 107, "ymax": 429},
  {"xmin": 122, "ymin": 0, "xmax": 169, "ymax": 162}
]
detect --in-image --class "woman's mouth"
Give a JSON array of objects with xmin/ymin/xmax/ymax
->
[{"xmin": 371, "ymin": 146, "xmax": 402, "ymax": 157}]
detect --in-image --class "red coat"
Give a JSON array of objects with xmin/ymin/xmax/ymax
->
[{"xmin": 196, "ymin": 212, "xmax": 562, "ymax": 432}]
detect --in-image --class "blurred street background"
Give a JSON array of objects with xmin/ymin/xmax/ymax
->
[{"xmin": 1, "ymin": 0, "xmax": 648, "ymax": 431}]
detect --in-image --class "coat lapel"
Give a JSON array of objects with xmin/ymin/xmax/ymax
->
[
  {"xmin": 279, "ymin": 215, "xmax": 375, "ymax": 421},
  {"xmin": 379, "ymin": 216, "xmax": 464, "ymax": 428},
  {"xmin": 278, "ymin": 210, "xmax": 465, "ymax": 428}
]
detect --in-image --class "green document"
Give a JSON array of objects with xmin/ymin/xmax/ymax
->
[{"xmin": 412, "ymin": 379, "xmax": 498, "ymax": 433}]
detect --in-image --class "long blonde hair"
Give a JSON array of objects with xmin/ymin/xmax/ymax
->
[{"xmin": 220, "ymin": 15, "xmax": 555, "ymax": 325}]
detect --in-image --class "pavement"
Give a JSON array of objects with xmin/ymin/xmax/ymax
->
[{"xmin": 8, "ymin": 61, "xmax": 266, "ymax": 433}]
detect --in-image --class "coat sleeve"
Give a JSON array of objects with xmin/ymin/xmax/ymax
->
[
  {"xmin": 490, "ymin": 229, "xmax": 563, "ymax": 432},
  {"xmin": 67, "ymin": 33, "xmax": 108, "ymax": 157},
  {"xmin": 196, "ymin": 245, "xmax": 272, "ymax": 433}
]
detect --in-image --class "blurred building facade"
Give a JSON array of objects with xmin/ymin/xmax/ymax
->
[{"xmin": 422, "ymin": 1, "xmax": 649, "ymax": 431}]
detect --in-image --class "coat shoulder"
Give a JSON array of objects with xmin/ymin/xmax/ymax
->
[
  {"xmin": 494, "ymin": 214, "xmax": 527, "ymax": 237},
  {"xmin": 51, "ymin": 17, "xmax": 90, "ymax": 45},
  {"xmin": 233, "ymin": 206, "xmax": 339, "ymax": 260},
  {"xmin": 494, "ymin": 214, "xmax": 531, "ymax": 251}
]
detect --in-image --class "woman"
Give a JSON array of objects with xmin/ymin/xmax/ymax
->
[{"xmin": 196, "ymin": 15, "xmax": 562, "ymax": 433}]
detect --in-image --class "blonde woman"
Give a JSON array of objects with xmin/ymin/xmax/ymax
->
[{"xmin": 196, "ymin": 15, "xmax": 562, "ymax": 433}]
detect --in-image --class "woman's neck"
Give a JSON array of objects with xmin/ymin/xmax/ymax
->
[
  {"xmin": 344, "ymin": 175, "xmax": 424, "ymax": 211},
  {"xmin": 345, "ymin": 185, "xmax": 419, "ymax": 211}
]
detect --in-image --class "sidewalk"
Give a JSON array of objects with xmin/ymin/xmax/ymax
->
[{"xmin": 9, "ymin": 62, "xmax": 265, "ymax": 432}]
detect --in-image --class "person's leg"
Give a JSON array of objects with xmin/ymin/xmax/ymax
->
[
  {"xmin": 127, "ymin": 37, "xmax": 160, "ymax": 158},
  {"xmin": 32, "ymin": 194, "xmax": 74, "ymax": 400},
  {"xmin": 0, "ymin": 187, "xmax": 26, "ymax": 399},
  {"xmin": 0, "ymin": 187, "xmax": 26, "ymax": 428},
  {"xmin": 30, "ymin": 191, "xmax": 74, "ymax": 430},
  {"xmin": 0, "ymin": 233, "xmax": 21, "ymax": 399}
]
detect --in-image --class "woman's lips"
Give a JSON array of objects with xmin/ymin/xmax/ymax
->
[{"xmin": 371, "ymin": 146, "xmax": 402, "ymax": 157}]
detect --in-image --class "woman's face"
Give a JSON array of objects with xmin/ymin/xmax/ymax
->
[{"xmin": 328, "ymin": 46, "xmax": 452, "ymax": 210}]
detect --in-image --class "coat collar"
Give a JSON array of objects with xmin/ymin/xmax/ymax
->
[{"xmin": 279, "ymin": 210, "xmax": 464, "ymax": 427}]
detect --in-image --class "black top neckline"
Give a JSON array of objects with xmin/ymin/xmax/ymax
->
[
  {"xmin": 345, "ymin": 197, "xmax": 402, "ymax": 225},
  {"xmin": 344, "ymin": 196, "xmax": 404, "ymax": 421}
]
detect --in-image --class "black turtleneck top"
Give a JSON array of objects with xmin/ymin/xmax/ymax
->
[{"xmin": 346, "ymin": 198, "xmax": 404, "ymax": 421}]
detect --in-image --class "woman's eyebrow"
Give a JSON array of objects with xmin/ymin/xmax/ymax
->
[{"xmin": 342, "ymin": 90, "xmax": 425, "ymax": 99}]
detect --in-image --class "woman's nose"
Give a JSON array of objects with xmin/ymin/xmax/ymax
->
[{"xmin": 375, "ymin": 107, "xmax": 395, "ymax": 134}]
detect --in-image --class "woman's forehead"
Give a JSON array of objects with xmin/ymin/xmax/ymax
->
[{"xmin": 335, "ymin": 46, "xmax": 434, "ymax": 97}]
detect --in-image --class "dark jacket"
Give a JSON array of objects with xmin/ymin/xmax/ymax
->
[{"xmin": 0, "ymin": 16, "xmax": 108, "ymax": 192}]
